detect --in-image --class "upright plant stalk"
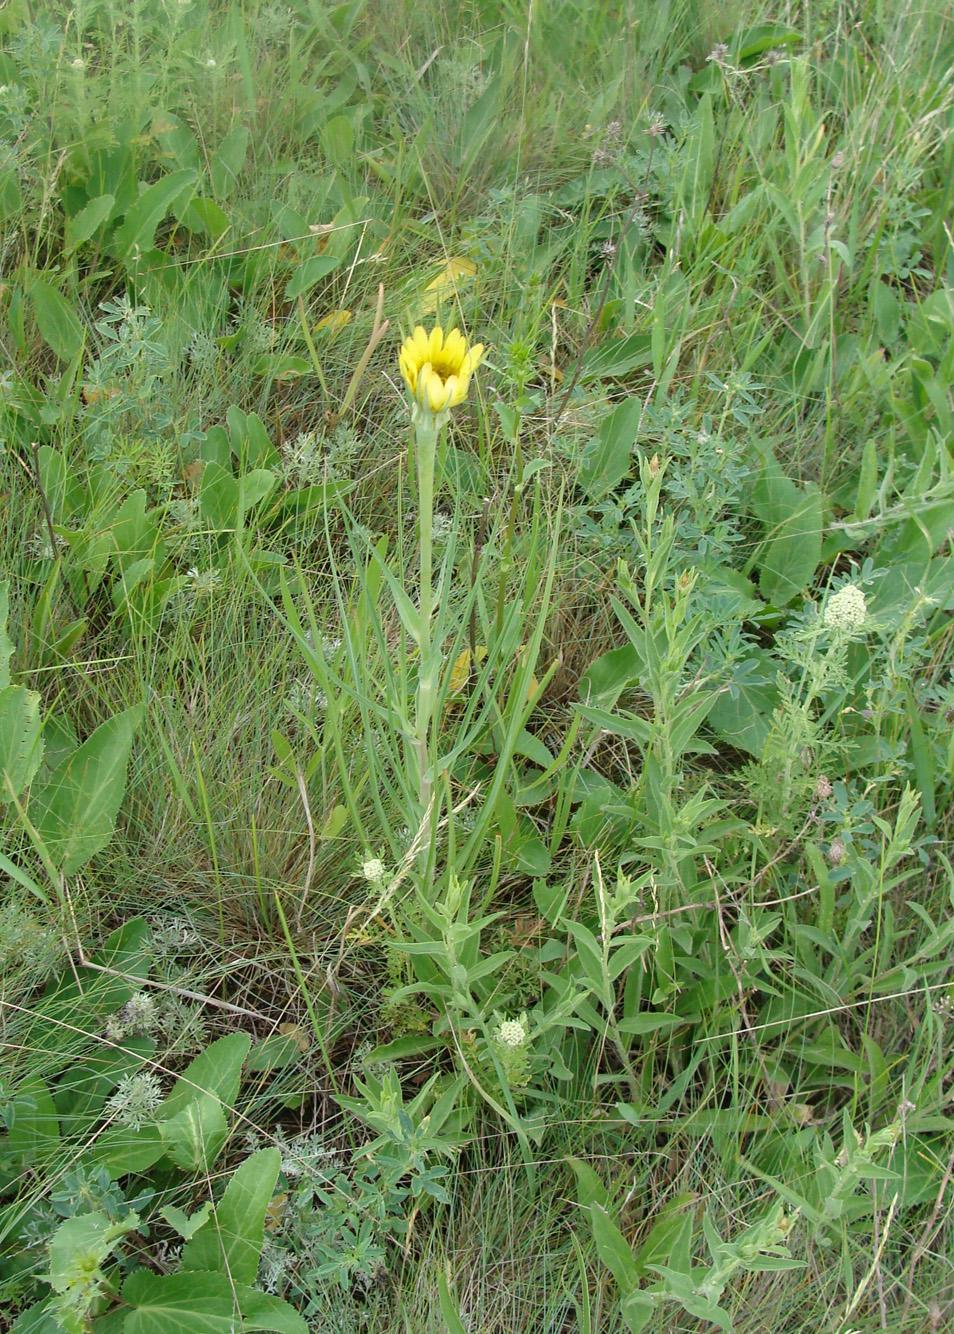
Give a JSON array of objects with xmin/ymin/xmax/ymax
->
[
  {"xmin": 397, "ymin": 323, "xmax": 485, "ymax": 836},
  {"xmin": 413, "ymin": 413, "xmax": 439, "ymax": 818}
]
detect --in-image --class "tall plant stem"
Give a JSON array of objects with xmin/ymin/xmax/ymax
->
[{"xmin": 413, "ymin": 416, "xmax": 440, "ymax": 830}]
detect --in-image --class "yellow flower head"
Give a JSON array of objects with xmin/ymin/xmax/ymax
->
[{"xmin": 398, "ymin": 325, "xmax": 484, "ymax": 420}]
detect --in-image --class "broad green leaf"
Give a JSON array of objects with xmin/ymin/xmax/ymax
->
[
  {"xmin": 88, "ymin": 1124, "xmax": 166, "ymax": 1178},
  {"xmin": 199, "ymin": 460, "xmax": 240, "ymax": 532},
  {"xmin": 160, "ymin": 1202, "xmax": 213, "ymax": 1240},
  {"xmin": 10, "ymin": 1302, "xmax": 63, "ymax": 1333},
  {"xmin": 284, "ymin": 254, "xmax": 341, "ymax": 301},
  {"xmin": 321, "ymin": 114, "xmax": 354, "ymax": 167},
  {"xmin": 0, "ymin": 580, "xmax": 12, "ymax": 687},
  {"xmin": 108, "ymin": 491, "xmax": 162, "ymax": 574},
  {"xmin": 113, "ymin": 169, "xmax": 197, "ymax": 260},
  {"xmin": 239, "ymin": 469, "xmax": 277, "ymax": 515},
  {"xmin": 0, "ymin": 165, "xmax": 22, "ymax": 221},
  {"xmin": 247, "ymin": 1032, "xmax": 305, "ymax": 1073},
  {"xmin": 48, "ymin": 1211, "xmax": 136, "ymax": 1295},
  {"xmin": 567, "ymin": 1156, "xmax": 611, "ymax": 1211},
  {"xmin": 0, "ymin": 685, "xmax": 44, "ymax": 798},
  {"xmin": 54, "ymin": 1037, "xmax": 154, "ymax": 1126},
  {"xmin": 576, "ymin": 703, "xmax": 653, "ymax": 747},
  {"xmin": 734, "ymin": 23, "xmax": 802, "ymax": 60},
  {"xmin": 681, "ymin": 93, "xmax": 715, "ymax": 224},
  {"xmin": 578, "ymin": 397, "xmax": 641, "ymax": 500},
  {"xmin": 27, "ymin": 279, "xmax": 84, "ymax": 362},
  {"xmin": 181, "ymin": 1148, "xmax": 281, "ymax": 1283},
  {"xmin": 620, "ymin": 1291, "xmax": 655, "ymax": 1334},
  {"xmin": 872, "ymin": 280, "xmax": 900, "ymax": 343},
  {"xmin": 122, "ymin": 1270, "xmax": 235, "ymax": 1334},
  {"xmin": 159, "ymin": 1095, "xmax": 229, "ymax": 1172},
  {"xmin": 582, "ymin": 332, "xmax": 652, "ymax": 381},
  {"xmin": 853, "ymin": 438, "xmax": 878, "ymax": 520},
  {"xmin": 30, "ymin": 706, "xmax": 143, "ymax": 874},
  {"xmin": 122, "ymin": 1272, "xmax": 308, "ymax": 1334},
  {"xmin": 758, "ymin": 484, "xmax": 823, "ymax": 605},
  {"xmin": 707, "ymin": 652, "xmax": 779, "ymax": 757},
  {"xmin": 235, "ymin": 1287, "xmax": 308, "ymax": 1334},
  {"xmin": 157, "ymin": 1032, "xmax": 250, "ymax": 1122},
  {"xmin": 631, "ymin": 1196, "xmax": 695, "ymax": 1276},
  {"xmin": 589, "ymin": 1204, "xmax": 639, "ymax": 1296},
  {"xmin": 7, "ymin": 1076, "xmax": 60, "ymax": 1162},
  {"xmin": 210, "ymin": 125, "xmax": 250, "ymax": 199},
  {"xmin": 65, "ymin": 194, "xmax": 115, "ymax": 253},
  {"xmin": 180, "ymin": 196, "xmax": 231, "ymax": 240}
]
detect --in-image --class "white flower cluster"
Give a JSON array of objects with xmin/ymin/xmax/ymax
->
[
  {"xmin": 105, "ymin": 1072, "xmax": 163, "ymax": 1130},
  {"xmin": 494, "ymin": 1017, "xmax": 528, "ymax": 1049},
  {"xmin": 106, "ymin": 991, "xmax": 159, "ymax": 1041},
  {"xmin": 361, "ymin": 857, "xmax": 387, "ymax": 885},
  {"xmin": 823, "ymin": 584, "xmax": 867, "ymax": 631}
]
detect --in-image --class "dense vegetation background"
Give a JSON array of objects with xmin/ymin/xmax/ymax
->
[{"xmin": 1, "ymin": 1, "xmax": 952, "ymax": 1330}]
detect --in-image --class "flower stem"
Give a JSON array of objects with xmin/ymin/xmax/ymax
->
[{"xmin": 414, "ymin": 415, "xmax": 440, "ymax": 829}]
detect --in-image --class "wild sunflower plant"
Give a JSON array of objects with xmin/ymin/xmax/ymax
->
[{"xmin": 398, "ymin": 325, "xmax": 484, "ymax": 829}]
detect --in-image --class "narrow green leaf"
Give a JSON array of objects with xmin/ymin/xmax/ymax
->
[{"xmin": 438, "ymin": 1272, "xmax": 469, "ymax": 1334}]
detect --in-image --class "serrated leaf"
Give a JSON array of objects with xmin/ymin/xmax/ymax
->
[
  {"xmin": 30, "ymin": 705, "xmax": 143, "ymax": 873},
  {"xmin": 122, "ymin": 1270, "xmax": 235, "ymax": 1334},
  {"xmin": 159, "ymin": 1202, "xmax": 213, "ymax": 1240},
  {"xmin": 48, "ymin": 1211, "xmax": 137, "ymax": 1294},
  {"xmin": 238, "ymin": 1288, "xmax": 308, "ymax": 1334}
]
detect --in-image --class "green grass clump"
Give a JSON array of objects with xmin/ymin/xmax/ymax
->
[{"xmin": 1, "ymin": 1, "xmax": 953, "ymax": 1329}]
